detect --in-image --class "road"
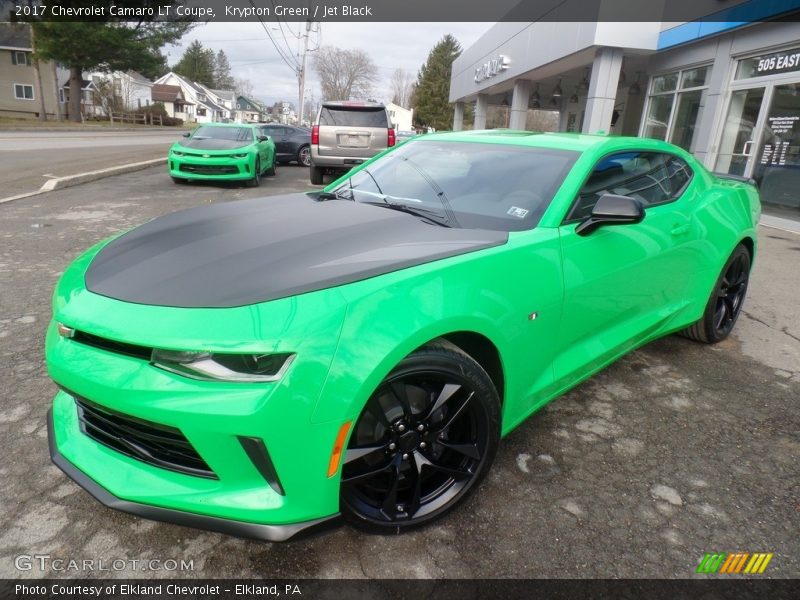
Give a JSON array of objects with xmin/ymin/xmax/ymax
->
[
  {"xmin": 0, "ymin": 165, "xmax": 798, "ymax": 579},
  {"xmin": 0, "ymin": 129, "xmax": 182, "ymax": 199}
]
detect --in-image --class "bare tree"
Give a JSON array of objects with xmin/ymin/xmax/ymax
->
[
  {"xmin": 389, "ymin": 68, "xmax": 414, "ymax": 108},
  {"xmin": 234, "ymin": 77, "xmax": 254, "ymax": 99},
  {"xmin": 312, "ymin": 46, "xmax": 378, "ymax": 101}
]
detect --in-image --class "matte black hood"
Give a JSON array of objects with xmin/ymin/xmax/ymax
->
[
  {"xmin": 177, "ymin": 138, "xmax": 251, "ymax": 151},
  {"xmin": 85, "ymin": 194, "xmax": 508, "ymax": 308}
]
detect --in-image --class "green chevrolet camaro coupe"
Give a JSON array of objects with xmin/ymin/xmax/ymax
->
[
  {"xmin": 47, "ymin": 130, "xmax": 760, "ymax": 541},
  {"xmin": 168, "ymin": 123, "xmax": 276, "ymax": 186}
]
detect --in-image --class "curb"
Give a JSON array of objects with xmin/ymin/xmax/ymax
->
[{"xmin": 0, "ymin": 157, "xmax": 165, "ymax": 205}]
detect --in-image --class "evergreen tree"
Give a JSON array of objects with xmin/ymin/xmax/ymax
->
[
  {"xmin": 414, "ymin": 34, "xmax": 462, "ymax": 130},
  {"xmin": 173, "ymin": 40, "xmax": 216, "ymax": 87},
  {"xmin": 214, "ymin": 49, "xmax": 235, "ymax": 90},
  {"xmin": 32, "ymin": 5, "xmax": 192, "ymax": 122}
]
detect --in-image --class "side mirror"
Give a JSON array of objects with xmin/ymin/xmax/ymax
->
[
  {"xmin": 257, "ymin": 135, "xmax": 269, "ymax": 142},
  {"xmin": 182, "ymin": 132, "xmax": 191, "ymax": 138},
  {"xmin": 575, "ymin": 193, "xmax": 644, "ymax": 236}
]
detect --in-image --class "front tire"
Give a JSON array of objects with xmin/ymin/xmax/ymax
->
[
  {"xmin": 265, "ymin": 158, "xmax": 276, "ymax": 177},
  {"xmin": 171, "ymin": 176, "xmax": 187, "ymax": 184},
  {"xmin": 681, "ymin": 244, "xmax": 751, "ymax": 343},
  {"xmin": 340, "ymin": 340, "xmax": 501, "ymax": 533},
  {"xmin": 310, "ymin": 165, "xmax": 324, "ymax": 185},
  {"xmin": 248, "ymin": 158, "xmax": 262, "ymax": 187}
]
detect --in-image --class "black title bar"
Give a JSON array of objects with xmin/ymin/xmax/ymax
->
[{"xmin": 3, "ymin": 0, "xmax": 800, "ymax": 23}]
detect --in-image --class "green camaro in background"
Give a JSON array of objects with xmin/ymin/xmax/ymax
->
[
  {"xmin": 47, "ymin": 130, "xmax": 760, "ymax": 540},
  {"xmin": 168, "ymin": 123, "xmax": 276, "ymax": 186}
]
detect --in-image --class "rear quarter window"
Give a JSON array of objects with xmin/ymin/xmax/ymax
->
[{"xmin": 319, "ymin": 107, "xmax": 388, "ymax": 127}]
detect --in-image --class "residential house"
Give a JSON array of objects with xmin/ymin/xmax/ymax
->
[
  {"xmin": 153, "ymin": 72, "xmax": 227, "ymax": 123},
  {"xmin": 151, "ymin": 83, "xmax": 191, "ymax": 120},
  {"xmin": 206, "ymin": 87, "xmax": 235, "ymax": 120},
  {"xmin": 0, "ymin": 23, "xmax": 64, "ymax": 119},
  {"xmin": 81, "ymin": 69, "xmax": 153, "ymax": 116},
  {"xmin": 386, "ymin": 102, "xmax": 414, "ymax": 131},
  {"xmin": 60, "ymin": 78, "xmax": 98, "ymax": 118},
  {"xmin": 234, "ymin": 95, "xmax": 264, "ymax": 123}
]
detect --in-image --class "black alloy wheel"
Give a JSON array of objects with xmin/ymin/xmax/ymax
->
[
  {"xmin": 341, "ymin": 341, "xmax": 500, "ymax": 532},
  {"xmin": 298, "ymin": 145, "xmax": 312, "ymax": 167},
  {"xmin": 682, "ymin": 244, "xmax": 751, "ymax": 344}
]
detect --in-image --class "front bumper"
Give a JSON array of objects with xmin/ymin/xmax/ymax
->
[
  {"xmin": 47, "ymin": 409, "xmax": 339, "ymax": 542},
  {"xmin": 45, "ymin": 270, "xmax": 351, "ymax": 539},
  {"xmin": 168, "ymin": 152, "xmax": 254, "ymax": 181}
]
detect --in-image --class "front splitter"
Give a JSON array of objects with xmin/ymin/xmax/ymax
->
[{"xmin": 47, "ymin": 409, "xmax": 341, "ymax": 542}]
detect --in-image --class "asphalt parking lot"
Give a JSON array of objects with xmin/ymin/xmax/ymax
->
[{"xmin": 0, "ymin": 163, "xmax": 798, "ymax": 579}]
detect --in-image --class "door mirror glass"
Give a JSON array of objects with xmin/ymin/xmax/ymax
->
[{"xmin": 576, "ymin": 193, "xmax": 645, "ymax": 236}]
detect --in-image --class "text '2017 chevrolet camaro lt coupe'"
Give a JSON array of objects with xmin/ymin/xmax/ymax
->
[{"xmin": 47, "ymin": 130, "xmax": 760, "ymax": 540}]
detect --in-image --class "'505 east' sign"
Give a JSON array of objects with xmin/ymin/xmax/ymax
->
[{"xmin": 738, "ymin": 47, "xmax": 800, "ymax": 79}]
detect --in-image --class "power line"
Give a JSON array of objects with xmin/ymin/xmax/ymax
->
[{"xmin": 248, "ymin": 0, "xmax": 300, "ymax": 73}]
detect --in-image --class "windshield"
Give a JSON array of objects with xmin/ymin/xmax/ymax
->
[
  {"xmin": 329, "ymin": 140, "xmax": 579, "ymax": 231},
  {"xmin": 192, "ymin": 126, "xmax": 254, "ymax": 142}
]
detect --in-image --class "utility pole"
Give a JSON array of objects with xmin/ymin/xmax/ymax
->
[{"xmin": 297, "ymin": 20, "xmax": 313, "ymax": 126}]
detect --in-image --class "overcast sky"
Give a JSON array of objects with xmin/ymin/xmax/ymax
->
[{"xmin": 163, "ymin": 22, "xmax": 492, "ymax": 107}]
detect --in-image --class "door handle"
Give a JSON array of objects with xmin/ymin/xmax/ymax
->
[{"xmin": 670, "ymin": 223, "xmax": 690, "ymax": 236}]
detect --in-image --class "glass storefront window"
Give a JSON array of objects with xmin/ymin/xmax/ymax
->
[
  {"xmin": 641, "ymin": 66, "xmax": 710, "ymax": 152},
  {"xmin": 643, "ymin": 95, "xmax": 674, "ymax": 140},
  {"xmin": 670, "ymin": 90, "xmax": 703, "ymax": 151},
  {"xmin": 753, "ymin": 82, "xmax": 800, "ymax": 213},
  {"xmin": 681, "ymin": 67, "xmax": 708, "ymax": 89},
  {"xmin": 651, "ymin": 73, "xmax": 678, "ymax": 94}
]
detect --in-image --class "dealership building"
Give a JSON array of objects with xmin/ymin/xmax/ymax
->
[{"xmin": 449, "ymin": 3, "xmax": 800, "ymax": 216}]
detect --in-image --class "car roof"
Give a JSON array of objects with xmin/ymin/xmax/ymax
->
[
  {"xmin": 417, "ymin": 129, "xmax": 680, "ymax": 154},
  {"xmin": 197, "ymin": 123, "xmax": 256, "ymax": 127},
  {"xmin": 322, "ymin": 101, "xmax": 385, "ymax": 108}
]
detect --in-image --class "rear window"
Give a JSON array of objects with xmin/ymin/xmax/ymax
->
[{"xmin": 319, "ymin": 107, "xmax": 388, "ymax": 127}]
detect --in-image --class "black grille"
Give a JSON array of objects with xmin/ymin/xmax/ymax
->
[
  {"xmin": 179, "ymin": 164, "xmax": 239, "ymax": 175},
  {"xmin": 72, "ymin": 330, "xmax": 152, "ymax": 360},
  {"xmin": 74, "ymin": 395, "xmax": 217, "ymax": 479}
]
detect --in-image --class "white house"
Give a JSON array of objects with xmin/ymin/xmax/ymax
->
[
  {"xmin": 386, "ymin": 102, "xmax": 414, "ymax": 131},
  {"xmin": 153, "ymin": 72, "xmax": 227, "ymax": 123},
  {"xmin": 84, "ymin": 69, "xmax": 153, "ymax": 115}
]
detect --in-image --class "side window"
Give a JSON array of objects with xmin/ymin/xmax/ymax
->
[{"xmin": 566, "ymin": 151, "xmax": 694, "ymax": 222}]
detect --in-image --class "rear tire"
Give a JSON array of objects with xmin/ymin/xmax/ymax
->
[
  {"xmin": 681, "ymin": 244, "xmax": 751, "ymax": 344},
  {"xmin": 310, "ymin": 165, "xmax": 324, "ymax": 185},
  {"xmin": 340, "ymin": 340, "xmax": 501, "ymax": 534},
  {"xmin": 298, "ymin": 145, "xmax": 312, "ymax": 167}
]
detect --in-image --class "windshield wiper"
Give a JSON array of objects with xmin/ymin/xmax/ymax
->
[
  {"xmin": 361, "ymin": 198, "xmax": 451, "ymax": 228},
  {"xmin": 315, "ymin": 189, "xmax": 353, "ymax": 201}
]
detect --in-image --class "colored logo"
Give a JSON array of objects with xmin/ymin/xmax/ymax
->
[{"xmin": 697, "ymin": 552, "xmax": 773, "ymax": 574}]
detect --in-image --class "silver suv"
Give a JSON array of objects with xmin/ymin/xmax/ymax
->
[{"xmin": 310, "ymin": 101, "xmax": 395, "ymax": 184}]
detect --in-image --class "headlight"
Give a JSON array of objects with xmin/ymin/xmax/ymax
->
[
  {"xmin": 231, "ymin": 153, "xmax": 249, "ymax": 158},
  {"xmin": 151, "ymin": 349, "xmax": 295, "ymax": 382},
  {"xmin": 171, "ymin": 150, "xmax": 185, "ymax": 156}
]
